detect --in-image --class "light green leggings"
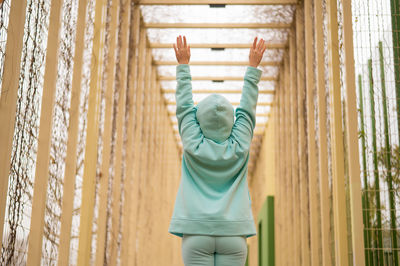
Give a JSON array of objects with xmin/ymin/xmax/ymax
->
[{"xmin": 181, "ymin": 235, "xmax": 247, "ymax": 266}]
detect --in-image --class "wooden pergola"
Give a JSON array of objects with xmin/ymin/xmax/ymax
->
[{"xmin": 0, "ymin": 0, "xmax": 373, "ymax": 265}]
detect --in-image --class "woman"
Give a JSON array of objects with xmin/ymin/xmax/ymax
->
[{"xmin": 169, "ymin": 35, "xmax": 267, "ymax": 266}]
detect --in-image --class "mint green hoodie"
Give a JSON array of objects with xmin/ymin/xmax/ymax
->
[{"xmin": 168, "ymin": 64, "xmax": 262, "ymax": 238}]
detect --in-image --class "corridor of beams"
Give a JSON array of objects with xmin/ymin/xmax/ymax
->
[{"xmin": 0, "ymin": 0, "xmax": 399, "ymax": 265}]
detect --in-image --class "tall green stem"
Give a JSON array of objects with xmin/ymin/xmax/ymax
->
[
  {"xmin": 368, "ymin": 59, "xmax": 384, "ymax": 264},
  {"xmin": 378, "ymin": 41, "xmax": 398, "ymax": 265},
  {"xmin": 358, "ymin": 74, "xmax": 373, "ymax": 265},
  {"xmin": 390, "ymin": 0, "xmax": 400, "ymax": 145}
]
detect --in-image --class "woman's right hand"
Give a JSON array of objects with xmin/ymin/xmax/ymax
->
[{"xmin": 249, "ymin": 37, "xmax": 266, "ymax": 68}]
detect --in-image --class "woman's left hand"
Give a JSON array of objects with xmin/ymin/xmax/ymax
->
[{"xmin": 173, "ymin": 35, "xmax": 191, "ymax": 64}]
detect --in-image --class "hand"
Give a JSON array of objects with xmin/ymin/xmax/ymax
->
[
  {"xmin": 249, "ymin": 37, "xmax": 266, "ymax": 68},
  {"xmin": 173, "ymin": 35, "xmax": 191, "ymax": 64}
]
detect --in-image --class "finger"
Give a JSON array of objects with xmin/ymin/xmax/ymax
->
[
  {"xmin": 188, "ymin": 44, "xmax": 191, "ymax": 57},
  {"xmin": 259, "ymin": 39, "xmax": 265, "ymax": 51},
  {"xmin": 173, "ymin": 43, "xmax": 178, "ymax": 55},
  {"xmin": 262, "ymin": 43, "xmax": 267, "ymax": 54},
  {"xmin": 178, "ymin": 35, "xmax": 182, "ymax": 48},
  {"xmin": 176, "ymin": 36, "xmax": 180, "ymax": 48},
  {"xmin": 256, "ymin": 38, "xmax": 262, "ymax": 51},
  {"xmin": 253, "ymin": 37, "xmax": 257, "ymax": 49},
  {"xmin": 183, "ymin": 36, "xmax": 187, "ymax": 48}
]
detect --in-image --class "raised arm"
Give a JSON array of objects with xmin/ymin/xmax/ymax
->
[
  {"xmin": 174, "ymin": 36, "xmax": 202, "ymax": 149},
  {"xmin": 231, "ymin": 37, "xmax": 266, "ymax": 149}
]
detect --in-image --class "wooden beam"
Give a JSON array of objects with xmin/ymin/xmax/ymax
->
[
  {"xmin": 326, "ymin": 0, "xmax": 349, "ymax": 264},
  {"xmin": 304, "ymin": 0, "xmax": 320, "ymax": 265},
  {"xmin": 94, "ymin": 0, "xmax": 120, "ymax": 264},
  {"xmin": 296, "ymin": 5, "xmax": 311, "ymax": 265},
  {"xmin": 57, "ymin": 0, "xmax": 89, "ymax": 265},
  {"xmin": 120, "ymin": 5, "xmax": 141, "ymax": 265},
  {"xmin": 77, "ymin": 0, "xmax": 107, "ymax": 264},
  {"xmin": 314, "ymin": 0, "xmax": 332, "ymax": 264},
  {"xmin": 109, "ymin": 0, "xmax": 131, "ymax": 263},
  {"xmin": 165, "ymin": 100, "xmax": 272, "ymax": 106},
  {"xmin": 150, "ymin": 43, "xmax": 286, "ymax": 49},
  {"xmin": 159, "ymin": 75, "xmax": 277, "ymax": 81},
  {"xmin": 27, "ymin": 0, "xmax": 63, "ymax": 264},
  {"xmin": 144, "ymin": 22, "xmax": 291, "ymax": 29},
  {"xmin": 0, "ymin": 0, "xmax": 27, "ymax": 245},
  {"xmin": 340, "ymin": 0, "xmax": 366, "ymax": 264},
  {"xmin": 138, "ymin": 0, "xmax": 298, "ymax": 5},
  {"xmin": 288, "ymin": 28, "xmax": 298, "ymax": 266},
  {"xmin": 128, "ymin": 26, "xmax": 147, "ymax": 263},
  {"xmin": 161, "ymin": 89, "xmax": 275, "ymax": 94},
  {"xmin": 154, "ymin": 60, "xmax": 280, "ymax": 66}
]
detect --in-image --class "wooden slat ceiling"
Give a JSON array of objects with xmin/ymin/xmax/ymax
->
[{"xmin": 139, "ymin": 1, "xmax": 295, "ymax": 173}]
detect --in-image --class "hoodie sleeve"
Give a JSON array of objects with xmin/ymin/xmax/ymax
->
[
  {"xmin": 231, "ymin": 66, "xmax": 262, "ymax": 150},
  {"xmin": 175, "ymin": 64, "xmax": 202, "ymax": 149}
]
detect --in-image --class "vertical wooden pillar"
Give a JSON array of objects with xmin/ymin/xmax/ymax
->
[
  {"xmin": 275, "ymin": 67, "xmax": 284, "ymax": 266},
  {"xmin": 304, "ymin": 0, "xmax": 321, "ymax": 265},
  {"xmin": 121, "ymin": 4, "xmax": 141, "ymax": 264},
  {"xmin": 94, "ymin": 0, "xmax": 120, "ymax": 264},
  {"xmin": 136, "ymin": 47, "xmax": 153, "ymax": 265},
  {"xmin": 284, "ymin": 51, "xmax": 293, "ymax": 266},
  {"xmin": 152, "ymin": 80, "xmax": 162, "ymax": 260},
  {"xmin": 109, "ymin": 0, "xmax": 131, "ymax": 263},
  {"xmin": 326, "ymin": 0, "xmax": 349, "ymax": 264},
  {"xmin": 58, "ymin": 0, "xmax": 89, "ymax": 264},
  {"xmin": 289, "ymin": 26, "xmax": 300, "ymax": 266},
  {"xmin": 283, "ymin": 57, "xmax": 290, "ymax": 265},
  {"xmin": 77, "ymin": 0, "xmax": 107, "ymax": 264},
  {"xmin": 145, "ymin": 66, "xmax": 157, "ymax": 265},
  {"xmin": 0, "ymin": 0, "xmax": 27, "ymax": 244},
  {"xmin": 340, "ymin": 0, "xmax": 366, "ymax": 265},
  {"xmin": 296, "ymin": 4, "xmax": 311, "ymax": 265},
  {"xmin": 314, "ymin": 1, "xmax": 333, "ymax": 264},
  {"xmin": 128, "ymin": 26, "xmax": 147, "ymax": 264},
  {"xmin": 27, "ymin": 0, "xmax": 63, "ymax": 264}
]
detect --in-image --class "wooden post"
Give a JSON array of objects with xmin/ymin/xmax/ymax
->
[
  {"xmin": 144, "ymin": 66, "xmax": 157, "ymax": 265},
  {"xmin": 76, "ymin": 0, "xmax": 107, "ymax": 264},
  {"xmin": 27, "ymin": 0, "xmax": 63, "ymax": 264},
  {"xmin": 109, "ymin": 0, "xmax": 131, "ymax": 263},
  {"xmin": 304, "ymin": 0, "xmax": 321, "ymax": 264},
  {"xmin": 314, "ymin": 1, "xmax": 332, "ymax": 264},
  {"xmin": 289, "ymin": 26, "xmax": 300, "ymax": 266},
  {"xmin": 296, "ymin": 4, "xmax": 311, "ymax": 265},
  {"xmin": 275, "ymin": 65, "xmax": 284, "ymax": 266},
  {"xmin": 340, "ymin": 1, "xmax": 366, "ymax": 265},
  {"xmin": 120, "ymin": 5, "xmax": 141, "ymax": 264},
  {"xmin": 283, "ymin": 51, "xmax": 292, "ymax": 265},
  {"xmin": 128, "ymin": 26, "xmax": 147, "ymax": 264},
  {"xmin": 0, "ymin": 0, "xmax": 27, "ymax": 244},
  {"xmin": 94, "ymin": 0, "xmax": 120, "ymax": 264},
  {"xmin": 58, "ymin": 0, "xmax": 89, "ymax": 264},
  {"xmin": 136, "ymin": 47, "xmax": 153, "ymax": 265},
  {"xmin": 326, "ymin": 0, "xmax": 349, "ymax": 264}
]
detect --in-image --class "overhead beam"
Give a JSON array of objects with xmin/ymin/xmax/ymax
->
[
  {"xmin": 144, "ymin": 23, "xmax": 291, "ymax": 29},
  {"xmin": 138, "ymin": 0, "xmax": 297, "ymax": 5},
  {"xmin": 150, "ymin": 43, "xmax": 286, "ymax": 49},
  {"xmin": 159, "ymin": 76, "xmax": 277, "ymax": 81},
  {"xmin": 154, "ymin": 60, "xmax": 280, "ymax": 66},
  {"xmin": 161, "ymin": 89, "xmax": 275, "ymax": 94},
  {"xmin": 165, "ymin": 100, "xmax": 272, "ymax": 106}
]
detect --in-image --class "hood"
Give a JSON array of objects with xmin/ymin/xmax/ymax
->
[{"xmin": 196, "ymin": 94, "xmax": 234, "ymax": 143}]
